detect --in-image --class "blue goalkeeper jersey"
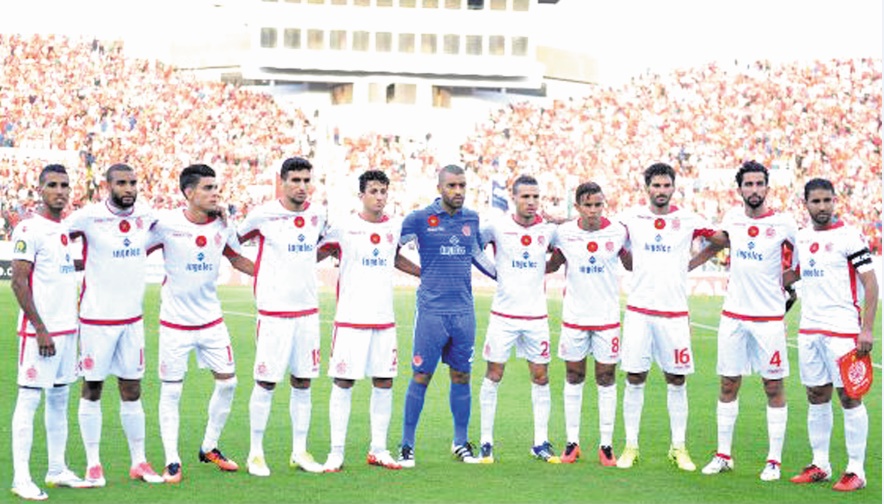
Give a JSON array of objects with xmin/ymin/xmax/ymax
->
[{"xmin": 400, "ymin": 198, "xmax": 495, "ymax": 315}]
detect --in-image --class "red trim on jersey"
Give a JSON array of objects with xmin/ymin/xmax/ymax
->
[
  {"xmin": 334, "ymin": 321, "xmax": 396, "ymax": 329},
  {"xmin": 77, "ymin": 234, "xmax": 90, "ymax": 307},
  {"xmin": 182, "ymin": 209, "xmax": 217, "ymax": 226},
  {"xmin": 240, "ymin": 229, "xmax": 261, "ymax": 243},
  {"xmin": 160, "ymin": 318, "xmax": 223, "ymax": 331},
  {"xmin": 721, "ymin": 311, "xmax": 784, "ymax": 322},
  {"xmin": 330, "ymin": 325, "xmax": 338, "ymax": 358},
  {"xmin": 253, "ymin": 234, "xmax": 266, "ymax": 296},
  {"xmin": 817, "ymin": 221, "xmax": 845, "ymax": 232},
  {"xmin": 258, "ymin": 308, "xmax": 319, "ymax": 318},
  {"xmin": 693, "ymin": 228, "xmax": 716, "ymax": 239},
  {"xmin": 18, "ymin": 329, "xmax": 78, "ymax": 338},
  {"xmin": 79, "ymin": 315, "xmax": 143, "ymax": 326},
  {"xmin": 799, "ymin": 329, "xmax": 858, "ymax": 339},
  {"xmin": 749, "ymin": 209, "xmax": 776, "ymax": 219},
  {"xmin": 226, "ymin": 345, "xmax": 233, "ymax": 363},
  {"xmin": 626, "ymin": 305, "xmax": 689, "ymax": 318},
  {"xmin": 848, "ymin": 260, "xmax": 861, "ymax": 323},
  {"xmin": 510, "ymin": 214, "xmax": 543, "ymax": 228},
  {"xmin": 563, "ymin": 321, "xmax": 620, "ymax": 331},
  {"xmin": 491, "ymin": 310, "xmax": 548, "ymax": 321},
  {"xmin": 358, "ymin": 213, "xmax": 390, "ymax": 223},
  {"xmin": 19, "ymin": 335, "xmax": 27, "ymax": 365},
  {"xmin": 140, "ymin": 348, "xmax": 144, "ymax": 367}
]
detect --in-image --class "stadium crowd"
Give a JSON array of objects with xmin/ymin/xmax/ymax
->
[{"xmin": 0, "ymin": 34, "xmax": 881, "ymax": 254}]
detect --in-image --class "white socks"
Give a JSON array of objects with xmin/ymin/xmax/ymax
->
[
  {"xmin": 597, "ymin": 384, "xmax": 617, "ymax": 447},
  {"xmin": 479, "ymin": 378, "xmax": 499, "ymax": 445},
  {"xmin": 563, "ymin": 381, "xmax": 583, "ymax": 444},
  {"xmin": 202, "ymin": 377, "xmax": 237, "ymax": 452},
  {"xmin": 45, "ymin": 385, "xmax": 70, "ymax": 475},
  {"xmin": 120, "ymin": 399, "xmax": 147, "ymax": 467},
  {"xmin": 79, "ymin": 398, "xmax": 102, "ymax": 468},
  {"xmin": 290, "ymin": 387, "xmax": 312, "ymax": 454},
  {"xmin": 369, "ymin": 386, "xmax": 393, "ymax": 453},
  {"xmin": 766, "ymin": 405, "xmax": 787, "ymax": 462},
  {"xmin": 843, "ymin": 404, "xmax": 867, "ymax": 479},
  {"xmin": 807, "ymin": 402, "xmax": 832, "ymax": 470},
  {"xmin": 716, "ymin": 399, "xmax": 739, "ymax": 456},
  {"xmin": 249, "ymin": 385, "xmax": 274, "ymax": 457},
  {"xmin": 531, "ymin": 383, "xmax": 551, "ymax": 446},
  {"xmin": 622, "ymin": 382, "xmax": 645, "ymax": 446},
  {"xmin": 329, "ymin": 384, "xmax": 353, "ymax": 455},
  {"xmin": 12, "ymin": 388, "xmax": 41, "ymax": 485},
  {"xmin": 159, "ymin": 381, "xmax": 183, "ymax": 465}
]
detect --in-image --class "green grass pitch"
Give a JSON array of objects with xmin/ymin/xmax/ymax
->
[{"xmin": 0, "ymin": 282, "xmax": 880, "ymax": 503}]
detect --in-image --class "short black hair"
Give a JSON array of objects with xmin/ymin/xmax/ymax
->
[
  {"xmin": 735, "ymin": 160, "xmax": 769, "ymax": 186},
  {"xmin": 438, "ymin": 164, "xmax": 465, "ymax": 183},
  {"xmin": 643, "ymin": 162, "xmax": 676, "ymax": 186},
  {"xmin": 359, "ymin": 170, "xmax": 390, "ymax": 193},
  {"xmin": 575, "ymin": 181, "xmax": 603, "ymax": 203},
  {"xmin": 106, "ymin": 163, "xmax": 134, "ymax": 183},
  {"xmin": 512, "ymin": 174, "xmax": 538, "ymax": 195},
  {"xmin": 804, "ymin": 177, "xmax": 835, "ymax": 200},
  {"xmin": 179, "ymin": 164, "xmax": 216, "ymax": 194},
  {"xmin": 281, "ymin": 157, "xmax": 312, "ymax": 180},
  {"xmin": 39, "ymin": 164, "xmax": 68, "ymax": 184}
]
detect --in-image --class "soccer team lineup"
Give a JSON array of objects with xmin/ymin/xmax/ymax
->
[{"xmin": 7, "ymin": 155, "xmax": 878, "ymax": 501}]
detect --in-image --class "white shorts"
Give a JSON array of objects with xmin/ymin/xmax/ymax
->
[
  {"xmin": 482, "ymin": 314, "xmax": 551, "ymax": 364},
  {"xmin": 79, "ymin": 321, "xmax": 145, "ymax": 381},
  {"xmin": 716, "ymin": 316, "xmax": 789, "ymax": 379},
  {"xmin": 328, "ymin": 325, "xmax": 398, "ymax": 380},
  {"xmin": 557, "ymin": 323, "xmax": 620, "ymax": 364},
  {"xmin": 159, "ymin": 322, "xmax": 235, "ymax": 381},
  {"xmin": 620, "ymin": 310, "xmax": 694, "ymax": 375},
  {"xmin": 798, "ymin": 332, "xmax": 856, "ymax": 388},
  {"xmin": 17, "ymin": 334, "xmax": 79, "ymax": 388},
  {"xmin": 253, "ymin": 313, "xmax": 320, "ymax": 383}
]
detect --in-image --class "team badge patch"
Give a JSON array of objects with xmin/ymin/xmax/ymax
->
[
  {"xmin": 462, "ymin": 224, "xmax": 471, "ymax": 236},
  {"xmin": 748, "ymin": 226, "xmax": 759, "ymax": 237},
  {"xmin": 336, "ymin": 360, "xmax": 348, "ymax": 375},
  {"xmin": 294, "ymin": 216, "xmax": 305, "ymax": 228},
  {"xmin": 26, "ymin": 366, "xmax": 38, "ymax": 382},
  {"xmin": 386, "ymin": 233, "xmax": 394, "ymax": 244},
  {"xmin": 606, "ymin": 241, "xmax": 615, "ymax": 252},
  {"xmin": 60, "ymin": 234, "xmax": 68, "ymax": 246},
  {"xmin": 825, "ymin": 242, "xmax": 834, "ymax": 252},
  {"xmin": 136, "ymin": 217, "xmax": 144, "ymax": 229},
  {"xmin": 672, "ymin": 218, "xmax": 681, "ymax": 230},
  {"xmin": 587, "ymin": 241, "xmax": 598, "ymax": 253},
  {"xmin": 195, "ymin": 235, "xmax": 207, "ymax": 247},
  {"xmin": 538, "ymin": 235, "xmax": 545, "ymax": 245},
  {"xmin": 14, "ymin": 240, "xmax": 26, "ymax": 253},
  {"xmin": 654, "ymin": 218, "xmax": 665, "ymax": 230},
  {"xmin": 311, "ymin": 215, "xmax": 318, "ymax": 226},
  {"xmin": 370, "ymin": 233, "xmax": 381, "ymax": 244},
  {"xmin": 119, "ymin": 220, "xmax": 131, "ymax": 233},
  {"xmin": 256, "ymin": 362, "xmax": 268, "ymax": 376},
  {"xmin": 412, "ymin": 355, "xmax": 423, "ymax": 367},
  {"xmin": 214, "ymin": 233, "xmax": 223, "ymax": 246},
  {"xmin": 82, "ymin": 355, "xmax": 94, "ymax": 371},
  {"xmin": 765, "ymin": 227, "xmax": 776, "ymax": 238},
  {"xmin": 428, "ymin": 215, "xmax": 439, "ymax": 227},
  {"xmin": 809, "ymin": 242, "xmax": 819, "ymax": 254},
  {"xmin": 521, "ymin": 235, "xmax": 532, "ymax": 246}
]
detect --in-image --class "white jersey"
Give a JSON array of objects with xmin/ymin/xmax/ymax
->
[
  {"xmin": 619, "ymin": 205, "xmax": 713, "ymax": 315},
  {"xmin": 796, "ymin": 222, "xmax": 874, "ymax": 335},
  {"xmin": 237, "ymin": 201, "xmax": 327, "ymax": 316},
  {"xmin": 68, "ymin": 201, "xmax": 156, "ymax": 324},
  {"xmin": 480, "ymin": 214, "xmax": 555, "ymax": 319},
  {"xmin": 319, "ymin": 213, "xmax": 402, "ymax": 327},
  {"xmin": 551, "ymin": 217, "xmax": 628, "ymax": 328},
  {"xmin": 720, "ymin": 208, "xmax": 797, "ymax": 320},
  {"xmin": 148, "ymin": 209, "xmax": 243, "ymax": 328},
  {"xmin": 11, "ymin": 214, "xmax": 78, "ymax": 336}
]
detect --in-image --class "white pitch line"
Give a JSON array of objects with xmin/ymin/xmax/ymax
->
[{"xmin": 691, "ymin": 321, "xmax": 882, "ymax": 370}]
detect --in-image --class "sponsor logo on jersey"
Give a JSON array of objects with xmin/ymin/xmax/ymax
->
[
  {"xmin": 14, "ymin": 240, "xmax": 26, "ymax": 253},
  {"xmin": 462, "ymin": 224, "xmax": 471, "ymax": 237},
  {"xmin": 587, "ymin": 241, "xmax": 598, "ymax": 253},
  {"xmin": 428, "ymin": 215, "xmax": 439, "ymax": 227},
  {"xmin": 370, "ymin": 233, "xmax": 381, "ymax": 244},
  {"xmin": 809, "ymin": 242, "xmax": 819, "ymax": 253},
  {"xmin": 119, "ymin": 220, "xmax": 131, "ymax": 233},
  {"xmin": 112, "ymin": 247, "xmax": 142, "ymax": 259},
  {"xmin": 294, "ymin": 216, "xmax": 305, "ymax": 228},
  {"xmin": 748, "ymin": 226, "xmax": 759, "ymax": 237},
  {"xmin": 412, "ymin": 354, "xmax": 423, "ymax": 367},
  {"xmin": 579, "ymin": 263, "xmax": 606, "ymax": 274},
  {"xmin": 439, "ymin": 235, "xmax": 466, "ymax": 256},
  {"xmin": 654, "ymin": 218, "xmax": 665, "ymax": 230},
  {"xmin": 645, "ymin": 234, "xmax": 671, "ymax": 252},
  {"xmin": 60, "ymin": 234, "xmax": 68, "ymax": 245},
  {"xmin": 521, "ymin": 235, "xmax": 532, "ymax": 246},
  {"xmin": 804, "ymin": 258, "xmax": 824, "ymax": 277},
  {"xmin": 195, "ymin": 235, "xmax": 207, "ymax": 247},
  {"xmin": 734, "ymin": 248, "xmax": 763, "ymax": 261}
]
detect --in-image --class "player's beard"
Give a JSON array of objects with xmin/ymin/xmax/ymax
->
[
  {"xmin": 743, "ymin": 194, "xmax": 764, "ymax": 210},
  {"xmin": 811, "ymin": 210, "xmax": 832, "ymax": 227},
  {"xmin": 111, "ymin": 192, "xmax": 135, "ymax": 209},
  {"xmin": 651, "ymin": 193, "xmax": 670, "ymax": 209}
]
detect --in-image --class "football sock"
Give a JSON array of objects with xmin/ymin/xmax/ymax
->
[
  {"xmin": 120, "ymin": 399, "xmax": 147, "ymax": 466},
  {"xmin": 807, "ymin": 401, "xmax": 832, "ymax": 470},
  {"xmin": 531, "ymin": 382, "xmax": 551, "ymax": 446},
  {"xmin": 45, "ymin": 385, "xmax": 70, "ymax": 475},
  {"xmin": 597, "ymin": 384, "xmax": 616, "ymax": 447},
  {"xmin": 202, "ymin": 376, "xmax": 237, "ymax": 452},
  {"xmin": 401, "ymin": 379, "xmax": 427, "ymax": 448},
  {"xmin": 563, "ymin": 381, "xmax": 583, "ymax": 444},
  {"xmin": 78, "ymin": 398, "xmax": 102, "ymax": 468},
  {"xmin": 12, "ymin": 387, "xmax": 41, "ymax": 485},
  {"xmin": 450, "ymin": 382, "xmax": 471, "ymax": 447},
  {"xmin": 369, "ymin": 386, "xmax": 393, "ymax": 453},
  {"xmin": 623, "ymin": 382, "xmax": 645, "ymax": 446},
  {"xmin": 159, "ymin": 381, "xmax": 183, "ymax": 465},
  {"xmin": 479, "ymin": 377, "xmax": 499, "ymax": 445},
  {"xmin": 290, "ymin": 386, "xmax": 312, "ymax": 454},
  {"xmin": 843, "ymin": 403, "xmax": 867, "ymax": 480},
  {"xmin": 716, "ymin": 399, "xmax": 739, "ymax": 456},
  {"xmin": 667, "ymin": 383, "xmax": 688, "ymax": 449},
  {"xmin": 329, "ymin": 384, "xmax": 352, "ymax": 455},
  {"xmin": 248, "ymin": 384, "xmax": 273, "ymax": 457},
  {"xmin": 766, "ymin": 405, "xmax": 787, "ymax": 462}
]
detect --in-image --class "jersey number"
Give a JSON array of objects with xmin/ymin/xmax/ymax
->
[
  {"xmin": 674, "ymin": 348, "xmax": 691, "ymax": 365},
  {"xmin": 311, "ymin": 349, "xmax": 321, "ymax": 367},
  {"xmin": 611, "ymin": 337, "xmax": 620, "ymax": 354},
  {"xmin": 540, "ymin": 341, "xmax": 550, "ymax": 359},
  {"xmin": 769, "ymin": 351, "xmax": 782, "ymax": 367}
]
